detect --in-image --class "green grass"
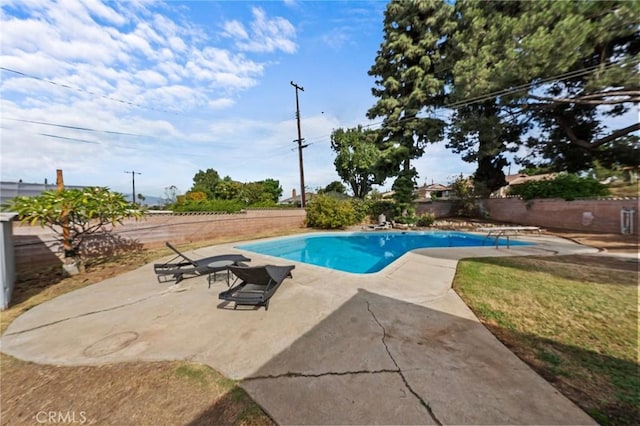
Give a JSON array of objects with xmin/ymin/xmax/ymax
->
[{"xmin": 453, "ymin": 256, "xmax": 639, "ymax": 426}]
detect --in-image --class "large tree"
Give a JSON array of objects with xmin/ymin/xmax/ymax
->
[
  {"xmin": 370, "ymin": 0, "xmax": 639, "ymax": 192},
  {"xmin": 191, "ymin": 168, "xmax": 221, "ymax": 199},
  {"xmin": 447, "ymin": 100, "xmax": 526, "ymax": 195},
  {"xmin": 451, "ymin": 0, "xmax": 639, "ymax": 161},
  {"xmin": 367, "ymin": 0, "xmax": 452, "ymax": 206},
  {"xmin": 331, "ymin": 126, "xmax": 383, "ymax": 198}
]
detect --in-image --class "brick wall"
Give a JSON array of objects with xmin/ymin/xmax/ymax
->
[
  {"xmin": 415, "ymin": 200, "xmax": 453, "ymax": 217},
  {"xmin": 13, "ymin": 209, "xmax": 307, "ymax": 267},
  {"xmin": 481, "ymin": 197, "xmax": 639, "ymax": 234},
  {"xmin": 417, "ymin": 197, "xmax": 639, "ymax": 234}
]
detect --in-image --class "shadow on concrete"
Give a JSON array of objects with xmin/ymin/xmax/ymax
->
[{"xmin": 188, "ymin": 289, "xmax": 601, "ymax": 425}]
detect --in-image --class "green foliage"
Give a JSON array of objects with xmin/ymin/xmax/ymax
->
[
  {"xmin": 259, "ymin": 178, "xmax": 283, "ymax": 203},
  {"xmin": 213, "ymin": 177, "xmax": 242, "ymax": 200},
  {"xmin": 509, "ymin": 173, "xmax": 610, "ymax": 201},
  {"xmin": 185, "ymin": 191, "xmax": 207, "ymax": 201},
  {"xmin": 331, "ymin": 126, "xmax": 383, "ymax": 198},
  {"xmin": 171, "ymin": 199, "xmax": 244, "ymax": 213},
  {"xmin": 370, "ymin": 0, "xmax": 638, "ymax": 190},
  {"xmin": 188, "ymin": 168, "xmax": 282, "ymax": 209},
  {"xmin": 451, "ymin": 0, "xmax": 639, "ymax": 172},
  {"xmin": 393, "ymin": 214, "xmax": 417, "ymax": 225},
  {"xmin": 391, "ymin": 169, "xmax": 418, "ymax": 214},
  {"xmin": 450, "ymin": 174, "xmax": 481, "ymax": 218},
  {"xmin": 367, "ymin": 0, "xmax": 449, "ymax": 193},
  {"xmin": 191, "ymin": 168, "xmax": 221, "ymax": 199},
  {"xmin": 350, "ymin": 198, "xmax": 372, "ymax": 224},
  {"xmin": 305, "ymin": 194, "xmax": 357, "ymax": 229},
  {"xmin": 4, "ymin": 187, "xmax": 143, "ymax": 258},
  {"xmin": 416, "ymin": 212, "xmax": 436, "ymax": 227},
  {"xmin": 368, "ymin": 200, "xmax": 395, "ymax": 220},
  {"xmin": 320, "ymin": 181, "xmax": 347, "ymax": 195}
]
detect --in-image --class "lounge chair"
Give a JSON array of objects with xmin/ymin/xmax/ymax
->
[
  {"xmin": 219, "ymin": 264, "xmax": 295, "ymax": 310},
  {"xmin": 154, "ymin": 242, "xmax": 251, "ymax": 284}
]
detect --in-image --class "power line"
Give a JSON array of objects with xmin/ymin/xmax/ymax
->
[
  {"xmin": 0, "ymin": 67, "xmax": 179, "ymax": 115},
  {"xmin": 2, "ymin": 117, "xmax": 151, "ymax": 138},
  {"xmin": 39, "ymin": 133, "xmax": 100, "ymax": 144}
]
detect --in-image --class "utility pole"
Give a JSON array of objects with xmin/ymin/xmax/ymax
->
[
  {"xmin": 291, "ymin": 81, "xmax": 307, "ymax": 208},
  {"xmin": 124, "ymin": 170, "xmax": 141, "ymax": 205}
]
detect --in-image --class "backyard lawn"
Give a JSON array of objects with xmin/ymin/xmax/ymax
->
[{"xmin": 453, "ymin": 254, "xmax": 639, "ymax": 425}]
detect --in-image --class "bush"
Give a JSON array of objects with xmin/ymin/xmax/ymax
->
[
  {"xmin": 416, "ymin": 213, "xmax": 435, "ymax": 227},
  {"xmin": 509, "ymin": 173, "xmax": 610, "ymax": 201},
  {"xmin": 171, "ymin": 199, "xmax": 244, "ymax": 213},
  {"xmin": 368, "ymin": 200, "xmax": 395, "ymax": 220},
  {"xmin": 306, "ymin": 194, "xmax": 357, "ymax": 229},
  {"xmin": 350, "ymin": 198, "xmax": 372, "ymax": 223}
]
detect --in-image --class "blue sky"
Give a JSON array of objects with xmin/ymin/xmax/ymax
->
[
  {"xmin": 1, "ymin": 0, "xmax": 479, "ymax": 200},
  {"xmin": 3, "ymin": 1, "xmax": 635, "ymax": 201}
]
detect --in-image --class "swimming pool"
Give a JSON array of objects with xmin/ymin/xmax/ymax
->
[{"xmin": 236, "ymin": 231, "xmax": 531, "ymax": 274}]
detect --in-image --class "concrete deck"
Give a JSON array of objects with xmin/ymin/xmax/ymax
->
[{"xmin": 1, "ymin": 232, "xmax": 600, "ymax": 425}]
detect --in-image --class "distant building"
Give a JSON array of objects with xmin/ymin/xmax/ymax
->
[
  {"xmin": 415, "ymin": 183, "xmax": 452, "ymax": 200},
  {"xmin": 0, "ymin": 180, "xmax": 87, "ymax": 206},
  {"xmin": 279, "ymin": 188, "xmax": 316, "ymax": 206},
  {"xmin": 491, "ymin": 173, "xmax": 557, "ymax": 198}
]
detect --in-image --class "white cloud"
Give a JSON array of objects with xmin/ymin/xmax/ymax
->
[
  {"xmin": 222, "ymin": 7, "xmax": 297, "ymax": 54},
  {"xmin": 223, "ymin": 20, "xmax": 249, "ymax": 39}
]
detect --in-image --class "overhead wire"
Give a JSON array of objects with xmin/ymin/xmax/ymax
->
[
  {"xmin": 0, "ymin": 67, "xmax": 180, "ymax": 115},
  {"xmin": 2, "ymin": 60, "xmax": 634, "ymax": 159},
  {"xmin": 2, "ymin": 117, "xmax": 152, "ymax": 138},
  {"xmin": 310, "ymin": 60, "xmax": 636, "ymax": 145}
]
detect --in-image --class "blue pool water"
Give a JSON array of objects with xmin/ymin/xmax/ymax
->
[{"xmin": 236, "ymin": 231, "xmax": 531, "ymax": 274}]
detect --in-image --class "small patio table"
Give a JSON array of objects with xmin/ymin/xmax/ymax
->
[{"xmin": 207, "ymin": 260, "xmax": 235, "ymax": 287}]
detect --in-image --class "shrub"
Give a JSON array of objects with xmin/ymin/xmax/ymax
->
[
  {"xmin": 509, "ymin": 173, "xmax": 610, "ymax": 201},
  {"xmin": 416, "ymin": 212, "xmax": 436, "ymax": 227},
  {"xmin": 350, "ymin": 198, "xmax": 372, "ymax": 223},
  {"xmin": 393, "ymin": 214, "xmax": 417, "ymax": 225},
  {"xmin": 306, "ymin": 194, "xmax": 357, "ymax": 229},
  {"xmin": 171, "ymin": 199, "xmax": 244, "ymax": 213},
  {"xmin": 368, "ymin": 200, "xmax": 395, "ymax": 220}
]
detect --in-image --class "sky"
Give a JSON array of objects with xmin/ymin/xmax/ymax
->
[
  {"xmin": 0, "ymin": 0, "xmax": 479, "ymax": 200},
  {"xmin": 1, "ymin": 1, "xmax": 636, "ymax": 201}
]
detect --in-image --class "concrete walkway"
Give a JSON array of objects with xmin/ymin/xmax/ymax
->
[{"xmin": 1, "ymin": 233, "xmax": 600, "ymax": 425}]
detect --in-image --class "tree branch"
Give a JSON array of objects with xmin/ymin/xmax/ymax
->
[
  {"xmin": 557, "ymin": 116, "xmax": 640, "ymax": 149},
  {"xmin": 530, "ymin": 93, "xmax": 640, "ymax": 105}
]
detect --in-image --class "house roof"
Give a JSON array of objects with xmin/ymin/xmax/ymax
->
[
  {"xmin": 279, "ymin": 192, "xmax": 316, "ymax": 204},
  {"xmin": 506, "ymin": 173, "xmax": 556, "ymax": 186}
]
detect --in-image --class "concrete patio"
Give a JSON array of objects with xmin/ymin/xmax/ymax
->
[{"xmin": 1, "ymin": 232, "xmax": 600, "ymax": 425}]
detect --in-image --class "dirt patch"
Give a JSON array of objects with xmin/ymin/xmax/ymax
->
[{"xmin": 0, "ymin": 353, "xmax": 273, "ymax": 426}]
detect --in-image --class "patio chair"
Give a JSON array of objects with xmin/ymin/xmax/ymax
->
[
  {"xmin": 219, "ymin": 264, "xmax": 295, "ymax": 310},
  {"xmin": 154, "ymin": 242, "xmax": 250, "ymax": 284}
]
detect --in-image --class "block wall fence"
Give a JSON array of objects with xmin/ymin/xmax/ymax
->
[
  {"xmin": 11, "ymin": 197, "xmax": 639, "ymax": 268},
  {"xmin": 12, "ymin": 209, "xmax": 307, "ymax": 268},
  {"xmin": 417, "ymin": 197, "xmax": 639, "ymax": 235}
]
